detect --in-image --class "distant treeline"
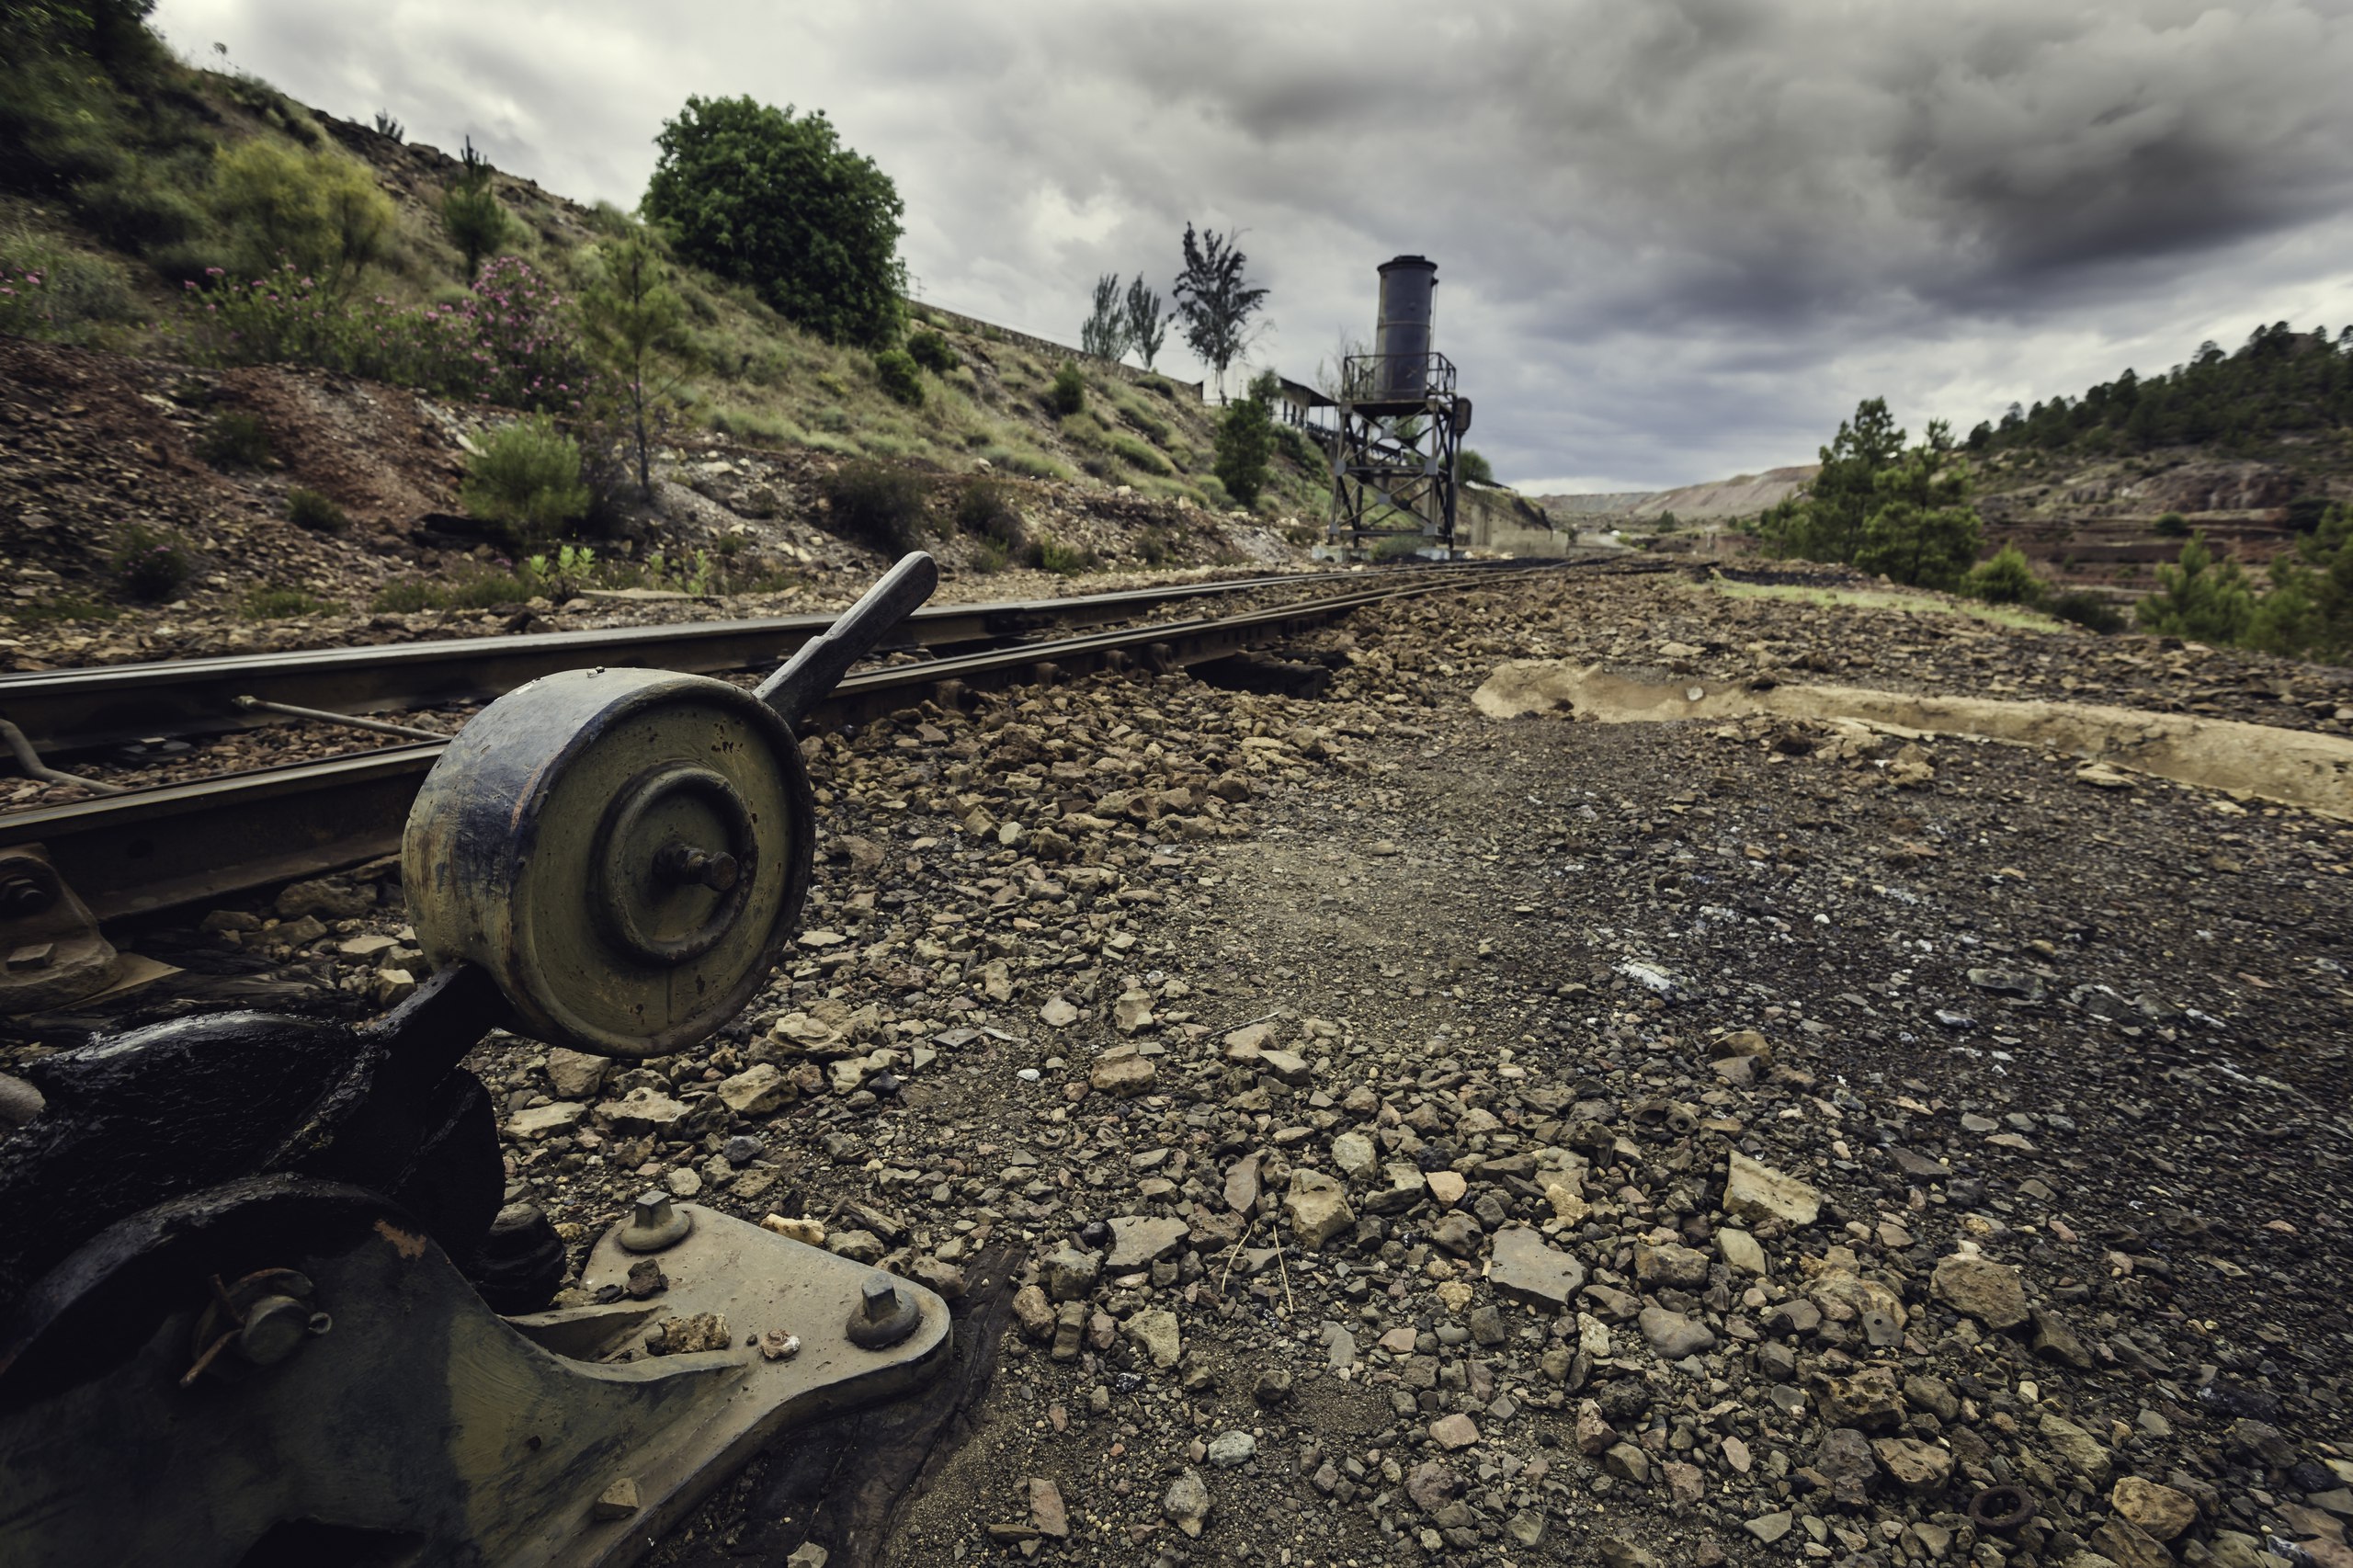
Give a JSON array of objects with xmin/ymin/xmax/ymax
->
[{"xmin": 1967, "ymin": 323, "xmax": 2353, "ymax": 457}]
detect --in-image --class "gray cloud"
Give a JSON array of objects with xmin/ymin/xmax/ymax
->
[{"xmin": 154, "ymin": 0, "xmax": 2353, "ymax": 492}]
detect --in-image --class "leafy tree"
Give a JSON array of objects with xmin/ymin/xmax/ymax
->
[
  {"xmin": 581, "ymin": 232, "xmax": 687, "ymax": 498},
  {"xmin": 1173, "ymin": 222, "xmax": 1267, "ymax": 402},
  {"xmin": 2137, "ymin": 532, "xmax": 2255, "ymax": 643},
  {"xmin": 642, "ymin": 96, "xmax": 905, "ymax": 347},
  {"xmin": 439, "ymin": 136, "xmax": 507, "ymax": 284},
  {"xmin": 1459, "ymin": 449, "xmax": 1495, "ymax": 486},
  {"xmin": 1124, "ymin": 277, "xmax": 1168, "ymax": 370},
  {"xmin": 1080, "ymin": 272, "xmax": 1128, "ymax": 359},
  {"xmin": 1962, "ymin": 543, "xmax": 2047, "ymax": 606},
  {"xmin": 1213, "ymin": 370, "xmax": 1278, "ymax": 506}
]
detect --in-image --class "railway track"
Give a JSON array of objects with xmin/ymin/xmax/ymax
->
[
  {"xmin": 0, "ymin": 570, "xmax": 1353, "ymax": 758},
  {"xmin": 0, "ymin": 557, "xmax": 1630, "ymax": 923}
]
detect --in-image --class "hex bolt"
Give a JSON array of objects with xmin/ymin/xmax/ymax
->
[
  {"xmin": 845, "ymin": 1271, "xmax": 920, "ymax": 1350},
  {"xmin": 617, "ymin": 1189, "xmax": 693, "ymax": 1254},
  {"xmin": 654, "ymin": 843, "xmax": 740, "ymax": 892}
]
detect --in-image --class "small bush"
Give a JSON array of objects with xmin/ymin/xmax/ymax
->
[
  {"xmin": 208, "ymin": 139, "xmax": 396, "ymax": 286},
  {"xmin": 954, "ymin": 478, "xmax": 1027, "ymax": 551},
  {"xmin": 1108, "ymin": 435, "xmax": 1171, "ymax": 476},
  {"xmin": 1213, "ymin": 375, "xmax": 1277, "ymax": 506},
  {"xmin": 2154, "ymin": 511, "xmax": 2189, "ymax": 537},
  {"xmin": 371, "ymin": 579, "xmax": 438, "ymax": 613},
  {"xmin": 984, "ymin": 447, "xmax": 1067, "ymax": 482},
  {"xmin": 1962, "ymin": 543, "xmax": 2047, "ymax": 606},
  {"xmin": 5, "ymin": 592, "xmax": 117, "ymax": 625},
  {"xmin": 906, "ymin": 330, "xmax": 957, "ymax": 373},
  {"xmin": 874, "ymin": 347, "xmax": 925, "ymax": 407},
  {"xmin": 1028, "ymin": 532, "xmax": 1090, "ymax": 575},
  {"xmin": 460, "ymin": 416, "xmax": 591, "ymax": 544},
  {"xmin": 707, "ymin": 406, "xmax": 794, "ymax": 445},
  {"xmin": 821, "ymin": 460, "xmax": 928, "ymax": 553},
  {"xmin": 285, "ymin": 488, "xmax": 347, "ymax": 532},
  {"xmin": 972, "ymin": 539, "xmax": 1011, "ymax": 574},
  {"xmin": 199, "ymin": 411, "xmax": 272, "ymax": 468},
  {"xmin": 2051, "ymin": 591, "xmax": 2126, "ymax": 633},
  {"xmin": 1118, "ymin": 402, "xmax": 1172, "ymax": 445},
  {"xmin": 0, "ymin": 233, "xmax": 138, "ymax": 342},
  {"xmin": 242, "ymin": 585, "xmax": 338, "ymax": 619},
  {"xmin": 110, "ymin": 526, "xmax": 192, "ymax": 600},
  {"xmin": 1048, "ymin": 361, "xmax": 1086, "ymax": 415},
  {"xmin": 1458, "ymin": 448, "xmax": 1496, "ymax": 486}
]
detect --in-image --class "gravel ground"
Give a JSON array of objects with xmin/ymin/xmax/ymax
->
[{"xmin": 6, "ymin": 570, "xmax": 2350, "ymax": 1568}]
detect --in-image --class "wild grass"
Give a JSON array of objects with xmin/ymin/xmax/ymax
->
[{"xmin": 1702, "ymin": 578, "xmax": 2068, "ymax": 633}]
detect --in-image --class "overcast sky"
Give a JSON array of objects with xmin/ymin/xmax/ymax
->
[{"xmin": 153, "ymin": 0, "xmax": 2353, "ymax": 494}]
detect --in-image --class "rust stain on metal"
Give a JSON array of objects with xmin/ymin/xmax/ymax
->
[{"xmin": 374, "ymin": 1219, "xmax": 428, "ymax": 1259}]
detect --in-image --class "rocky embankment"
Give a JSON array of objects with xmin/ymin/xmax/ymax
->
[{"xmin": 6, "ymin": 569, "xmax": 2348, "ymax": 1567}]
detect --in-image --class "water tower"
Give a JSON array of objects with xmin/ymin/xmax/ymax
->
[{"xmin": 1326, "ymin": 256, "xmax": 1472, "ymax": 556}]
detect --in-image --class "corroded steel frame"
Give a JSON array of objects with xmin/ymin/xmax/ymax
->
[{"xmin": 1326, "ymin": 351, "xmax": 1468, "ymax": 555}]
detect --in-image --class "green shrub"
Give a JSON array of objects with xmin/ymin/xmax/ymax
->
[
  {"xmin": 242, "ymin": 585, "xmax": 338, "ymax": 619},
  {"xmin": 874, "ymin": 347, "xmax": 925, "ymax": 407},
  {"xmin": 6, "ymin": 592, "xmax": 117, "ymax": 625},
  {"xmin": 0, "ymin": 230, "xmax": 138, "ymax": 341},
  {"xmin": 972, "ymin": 539, "xmax": 1010, "ymax": 574},
  {"xmin": 707, "ymin": 405, "xmax": 794, "ymax": 445},
  {"xmin": 371, "ymin": 579, "xmax": 438, "ymax": 613},
  {"xmin": 1370, "ymin": 531, "xmax": 1427, "ymax": 561},
  {"xmin": 1048, "ymin": 361, "xmax": 1086, "ymax": 415},
  {"xmin": 74, "ymin": 171, "xmax": 202, "ymax": 252},
  {"xmin": 1108, "ymin": 435, "xmax": 1170, "ymax": 476},
  {"xmin": 1118, "ymin": 402, "xmax": 1172, "ymax": 445},
  {"xmin": 199, "ymin": 411, "xmax": 272, "ymax": 468},
  {"xmin": 820, "ymin": 460, "xmax": 927, "ymax": 553},
  {"xmin": 2051, "ymin": 591, "xmax": 2125, "ymax": 633},
  {"xmin": 2154, "ymin": 511, "xmax": 2189, "ymax": 538},
  {"xmin": 460, "ymin": 416, "xmax": 591, "ymax": 544},
  {"xmin": 208, "ymin": 139, "xmax": 396, "ymax": 287},
  {"xmin": 1459, "ymin": 448, "xmax": 1496, "ymax": 486},
  {"xmin": 1962, "ymin": 543, "xmax": 2047, "ymax": 606},
  {"xmin": 954, "ymin": 477, "xmax": 1026, "ymax": 551},
  {"xmin": 1213, "ymin": 373, "xmax": 1277, "ymax": 506},
  {"xmin": 284, "ymin": 488, "xmax": 347, "ymax": 532},
  {"xmin": 906, "ymin": 329, "xmax": 957, "ymax": 373},
  {"xmin": 1028, "ymin": 532, "xmax": 1090, "ymax": 575},
  {"xmin": 110, "ymin": 526, "xmax": 192, "ymax": 600},
  {"xmin": 985, "ymin": 447, "xmax": 1066, "ymax": 481}
]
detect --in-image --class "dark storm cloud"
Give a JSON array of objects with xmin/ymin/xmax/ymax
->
[{"xmin": 152, "ymin": 0, "xmax": 2353, "ymax": 490}]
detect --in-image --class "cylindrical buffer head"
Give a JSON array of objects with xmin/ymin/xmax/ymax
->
[{"xmin": 404, "ymin": 668, "xmax": 815, "ymax": 1057}]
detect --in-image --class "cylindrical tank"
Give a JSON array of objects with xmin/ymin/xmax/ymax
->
[{"xmin": 1373, "ymin": 256, "xmax": 1437, "ymax": 400}]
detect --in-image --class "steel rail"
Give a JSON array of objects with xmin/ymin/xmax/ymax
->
[
  {"xmin": 0, "ymin": 562, "xmax": 1594, "ymax": 923},
  {"xmin": 0, "ymin": 570, "xmax": 1369, "ymax": 757}
]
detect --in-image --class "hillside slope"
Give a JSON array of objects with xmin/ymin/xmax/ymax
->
[{"xmin": 1, "ymin": 37, "xmax": 1334, "ymax": 661}]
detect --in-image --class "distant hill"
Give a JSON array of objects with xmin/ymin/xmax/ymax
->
[{"xmin": 1529, "ymin": 465, "xmax": 1815, "ymax": 524}]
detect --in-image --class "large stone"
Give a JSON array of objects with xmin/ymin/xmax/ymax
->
[
  {"xmin": 1873, "ymin": 1437, "xmax": 1954, "ymax": 1494},
  {"xmin": 598, "ymin": 1088, "xmax": 690, "ymax": 1135},
  {"xmin": 1932, "ymin": 1253, "xmax": 2030, "ymax": 1330},
  {"xmin": 1819, "ymin": 1367, "xmax": 1905, "ymax": 1430},
  {"xmin": 715, "ymin": 1062, "xmax": 790, "ymax": 1116},
  {"xmin": 1637, "ymin": 1307, "xmax": 1716, "ymax": 1360},
  {"xmin": 544, "ymin": 1048, "xmax": 609, "ymax": 1099},
  {"xmin": 1428, "ymin": 1414, "xmax": 1481, "ymax": 1450},
  {"xmin": 2086, "ymin": 1521, "xmax": 2176, "ymax": 1568},
  {"xmin": 1488, "ymin": 1228, "xmax": 1586, "ymax": 1309},
  {"xmin": 1284, "ymin": 1169, "xmax": 1355, "ymax": 1249},
  {"xmin": 1105, "ymin": 1216, "xmax": 1189, "ymax": 1270},
  {"xmin": 1367, "ymin": 1163, "xmax": 1428, "ymax": 1214},
  {"xmin": 1256, "ymin": 1048, "xmax": 1313, "ymax": 1085},
  {"xmin": 1715, "ymin": 1227, "xmax": 1768, "ymax": 1276},
  {"xmin": 1111, "ymin": 990, "xmax": 1155, "ymax": 1033},
  {"xmin": 2032, "ymin": 1306, "xmax": 2094, "ymax": 1369},
  {"xmin": 1161, "ymin": 1468, "xmax": 1211, "ymax": 1537},
  {"xmin": 1205, "ymin": 1430, "xmax": 1256, "ymax": 1468},
  {"xmin": 1723, "ymin": 1151, "xmax": 1821, "ymax": 1226},
  {"xmin": 276, "ymin": 877, "xmax": 370, "ymax": 919},
  {"xmin": 1811, "ymin": 1426, "xmax": 1877, "ymax": 1506},
  {"xmin": 2039, "ymin": 1412, "xmax": 2113, "ymax": 1484},
  {"xmin": 1223, "ymin": 1153, "xmax": 1261, "ymax": 1213},
  {"xmin": 1745, "ymin": 1512, "xmax": 1795, "ymax": 1544},
  {"xmin": 1633, "ymin": 1242, "xmax": 1711, "ymax": 1290},
  {"xmin": 1088, "ymin": 1050, "xmax": 1155, "ymax": 1097},
  {"xmin": 1332, "ymin": 1130, "xmax": 1379, "ymax": 1180},
  {"xmin": 1124, "ymin": 1308, "xmax": 1181, "ymax": 1369},
  {"xmin": 1040, "ymin": 1247, "xmax": 1101, "ymax": 1301},
  {"xmin": 505, "ymin": 1101, "xmax": 585, "ymax": 1142},
  {"xmin": 2109, "ymin": 1476, "xmax": 2199, "ymax": 1541}
]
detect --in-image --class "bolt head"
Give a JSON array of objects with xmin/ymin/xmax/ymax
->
[
  {"xmin": 861, "ymin": 1276, "xmax": 900, "ymax": 1321},
  {"xmin": 631, "ymin": 1190, "xmax": 672, "ymax": 1227}
]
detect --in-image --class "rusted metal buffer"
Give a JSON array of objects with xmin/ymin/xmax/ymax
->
[{"xmin": 0, "ymin": 555, "xmax": 949, "ymax": 1567}]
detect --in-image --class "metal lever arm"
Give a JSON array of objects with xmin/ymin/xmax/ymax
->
[{"xmin": 756, "ymin": 551, "xmax": 939, "ymax": 728}]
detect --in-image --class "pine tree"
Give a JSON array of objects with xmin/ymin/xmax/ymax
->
[{"xmin": 2137, "ymin": 533, "xmax": 2256, "ymax": 643}]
